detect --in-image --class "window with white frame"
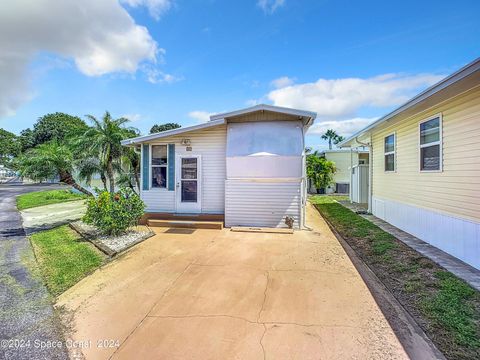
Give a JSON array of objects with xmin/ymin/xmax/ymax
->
[
  {"xmin": 151, "ymin": 145, "xmax": 168, "ymax": 188},
  {"xmin": 384, "ymin": 134, "xmax": 395, "ymax": 172},
  {"xmin": 420, "ymin": 116, "xmax": 441, "ymax": 171}
]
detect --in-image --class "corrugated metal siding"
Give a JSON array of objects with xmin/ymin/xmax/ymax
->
[
  {"xmin": 225, "ymin": 180, "xmax": 301, "ymax": 228},
  {"xmin": 141, "ymin": 125, "xmax": 226, "ymax": 213},
  {"xmin": 371, "ymin": 86, "xmax": 480, "ymax": 222}
]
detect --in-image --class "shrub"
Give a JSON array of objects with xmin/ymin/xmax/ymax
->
[{"xmin": 83, "ymin": 188, "xmax": 145, "ymax": 236}]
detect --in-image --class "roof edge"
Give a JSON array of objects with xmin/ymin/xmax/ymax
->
[
  {"xmin": 209, "ymin": 104, "xmax": 317, "ymax": 121},
  {"xmin": 121, "ymin": 119, "xmax": 226, "ymax": 146},
  {"xmin": 339, "ymin": 57, "xmax": 480, "ymax": 147}
]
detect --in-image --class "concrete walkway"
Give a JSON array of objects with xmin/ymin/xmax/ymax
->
[
  {"xmin": 21, "ymin": 200, "xmax": 86, "ymax": 235},
  {"xmin": 340, "ymin": 201, "xmax": 480, "ymax": 291},
  {"xmin": 0, "ymin": 184, "xmax": 68, "ymax": 360},
  {"xmin": 58, "ymin": 203, "xmax": 413, "ymax": 360}
]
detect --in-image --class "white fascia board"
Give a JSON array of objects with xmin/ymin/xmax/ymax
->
[
  {"xmin": 121, "ymin": 119, "xmax": 226, "ymax": 146},
  {"xmin": 210, "ymin": 104, "xmax": 317, "ymax": 122}
]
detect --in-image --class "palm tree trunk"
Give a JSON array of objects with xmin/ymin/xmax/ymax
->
[
  {"xmin": 100, "ymin": 172, "xmax": 107, "ymax": 191},
  {"xmin": 106, "ymin": 158, "xmax": 115, "ymax": 193},
  {"xmin": 59, "ymin": 171, "xmax": 93, "ymax": 196},
  {"xmin": 134, "ymin": 170, "xmax": 140, "ymax": 192},
  {"xmin": 329, "ymin": 139, "xmax": 332, "ymax": 150}
]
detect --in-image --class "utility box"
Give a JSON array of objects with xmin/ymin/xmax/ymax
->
[{"xmin": 350, "ymin": 164, "xmax": 369, "ymax": 204}]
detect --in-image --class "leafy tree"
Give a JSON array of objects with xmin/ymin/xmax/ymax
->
[
  {"xmin": 306, "ymin": 154, "xmax": 336, "ymax": 192},
  {"xmin": 0, "ymin": 128, "xmax": 20, "ymax": 165},
  {"xmin": 150, "ymin": 123, "xmax": 181, "ymax": 134},
  {"xmin": 18, "ymin": 128, "xmax": 35, "ymax": 153},
  {"xmin": 16, "ymin": 143, "xmax": 92, "ymax": 196},
  {"xmin": 21, "ymin": 113, "xmax": 88, "ymax": 151},
  {"xmin": 80, "ymin": 112, "xmax": 137, "ymax": 193}
]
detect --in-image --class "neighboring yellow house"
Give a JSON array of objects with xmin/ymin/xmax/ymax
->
[
  {"xmin": 340, "ymin": 58, "xmax": 480, "ymax": 270},
  {"xmin": 318, "ymin": 149, "xmax": 369, "ymax": 194}
]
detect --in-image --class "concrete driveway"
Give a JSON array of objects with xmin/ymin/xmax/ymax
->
[{"xmin": 57, "ymin": 203, "xmax": 408, "ymax": 360}]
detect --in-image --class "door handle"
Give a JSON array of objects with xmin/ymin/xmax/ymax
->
[{"xmin": 176, "ymin": 182, "xmax": 180, "ymax": 188}]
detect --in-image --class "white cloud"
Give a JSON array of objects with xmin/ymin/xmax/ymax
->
[
  {"xmin": 267, "ymin": 73, "xmax": 444, "ymax": 120},
  {"xmin": 271, "ymin": 76, "xmax": 295, "ymax": 88},
  {"xmin": 257, "ymin": 0, "xmax": 285, "ymax": 13},
  {"xmin": 0, "ymin": 0, "xmax": 173, "ymax": 118},
  {"xmin": 143, "ymin": 65, "xmax": 182, "ymax": 84},
  {"xmin": 308, "ymin": 117, "xmax": 378, "ymax": 138},
  {"xmin": 121, "ymin": 0, "xmax": 173, "ymax": 20},
  {"xmin": 188, "ymin": 111, "xmax": 215, "ymax": 123},
  {"xmin": 122, "ymin": 113, "xmax": 142, "ymax": 121}
]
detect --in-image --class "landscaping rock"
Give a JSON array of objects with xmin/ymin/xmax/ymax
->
[{"xmin": 70, "ymin": 221, "xmax": 154, "ymax": 256}]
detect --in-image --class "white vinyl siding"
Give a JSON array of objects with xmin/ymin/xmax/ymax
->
[
  {"xmin": 141, "ymin": 125, "xmax": 226, "ymax": 213},
  {"xmin": 372, "ymin": 196, "xmax": 480, "ymax": 270},
  {"xmin": 225, "ymin": 180, "xmax": 302, "ymax": 228}
]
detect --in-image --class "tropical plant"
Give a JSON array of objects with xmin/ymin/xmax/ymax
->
[
  {"xmin": 333, "ymin": 135, "xmax": 345, "ymax": 145},
  {"xmin": 117, "ymin": 147, "xmax": 141, "ymax": 191},
  {"xmin": 150, "ymin": 123, "xmax": 181, "ymax": 134},
  {"xmin": 16, "ymin": 142, "xmax": 92, "ymax": 195},
  {"xmin": 83, "ymin": 187, "xmax": 145, "ymax": 235},
  {"xmin": 76, "ymin": 157, "xmax": 108, "ymax": 191},
  {"xmin": 306, "ymin": 154, "xmax": 336, "ymax": 192},
  {"xmin": 321, "ymin": 129, "xmax": 345, "ymax": 150},
  {"xmin": 80, "ymin": 112, "xmax": 137, "ymax": 193}
]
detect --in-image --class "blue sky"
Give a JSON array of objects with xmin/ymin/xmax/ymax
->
[{"xmin": 1, "ymin": 0, "xmax": 479, "ymax": 150}]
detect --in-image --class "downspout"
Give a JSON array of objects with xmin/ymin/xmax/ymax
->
[
  {"xmin": 349, "ymin": 147, "xmax": 353, "ymax": 203},
  {"xmin": 302, "ymin": 119, "xmax": 312, "ymax": 230},
  {"xmin": 355, "ymin": 136, "xmax": 372, "ymax": 213}
]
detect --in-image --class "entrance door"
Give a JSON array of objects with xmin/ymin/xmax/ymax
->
[{"xmin": 176, "ymin": 155, "xmax": 201, "ymax": 213}]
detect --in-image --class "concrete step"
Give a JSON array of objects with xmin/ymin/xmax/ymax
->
[{"xmin": 147, "ymin": 219, "xmax": 223, "ymax": 230}]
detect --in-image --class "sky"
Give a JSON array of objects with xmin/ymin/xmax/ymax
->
[{"xmin": 0, "ymin": 0, "xmax": 479, "ymax": 151}]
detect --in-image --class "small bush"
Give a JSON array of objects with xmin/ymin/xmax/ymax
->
[{"xmin": 83, "ymin": 188, "xmax": 145, "ymax": 236}]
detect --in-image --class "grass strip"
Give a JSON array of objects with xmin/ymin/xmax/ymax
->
[
  {"xmin": 310, "ymin": 195, "xmax": 480, "ymax": 360},
  {"xmin": 30, "ymin": 225, "xmax": 104, "ymax": 296}
]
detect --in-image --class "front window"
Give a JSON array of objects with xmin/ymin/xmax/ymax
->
[
  {"xmin": 384, "ymin": 134, "xmax": 395, "ymax": 172},
  {"xmin": 151, "ymin": 145, "xmax": 168, "ymax": 188},
  {"xmin": 420, "ymin": 116, "xmax": 441, "ymax": 171}
]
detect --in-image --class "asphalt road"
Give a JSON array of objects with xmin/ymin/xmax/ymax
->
[{"xmin": 0, "ymin": 183, "xmax": 69, "ymax": 360}]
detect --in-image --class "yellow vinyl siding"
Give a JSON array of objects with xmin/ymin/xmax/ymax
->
[
  {"xmin": 324, "ymin": 152, "xmax": 357, "ymax": 184},
  {"xmin": 371, "ymin": 86, "xmax": 480, "ymax": 222}
]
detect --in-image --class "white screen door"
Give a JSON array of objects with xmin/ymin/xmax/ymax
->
[{"xmin": 176, "ymin": 155, "xmax": 201, "ymax": 213}]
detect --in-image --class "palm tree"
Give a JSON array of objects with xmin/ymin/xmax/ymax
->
[
  {"xmin": 118, "ymin": 147, "xmax": 141, "ymax": 192},
  {"xmin": 333, "ymin": 135, "xmax": 345, "ymax": 145},
  {"xmin": 321, "ymin": 129, "xmax": 339, "ymax": 150},
  {"xmin": 17, "ymin": 143, "xmax": 92, "ymax": 195},
  {"xmin": 76, "ymin": 156, "xmax": 108, "ymax": 191},
  {"xmin": 80, "ymin": 112, "xmax": 137, "ymax": 193}
]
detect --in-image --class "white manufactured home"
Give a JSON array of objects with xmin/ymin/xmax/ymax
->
[
  {"xmin": 341, "ymin": 58, "xmax": 480, "ymax": 270},
  {"xmin": 121, "ymin": 105, "xmax": 316, "ymax": 229}
]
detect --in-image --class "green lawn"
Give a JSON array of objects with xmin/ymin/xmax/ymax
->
[
  {"xmin": 310, "ymin": 195, "xmax": 480, "ymax": 360},
  {"xmin": 30, "ymin": 225, "xmax": 104, "ymax": 296},
  {"xmin": 17, "ymin": 189, "xmax": 87, "ymax": 210}
]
